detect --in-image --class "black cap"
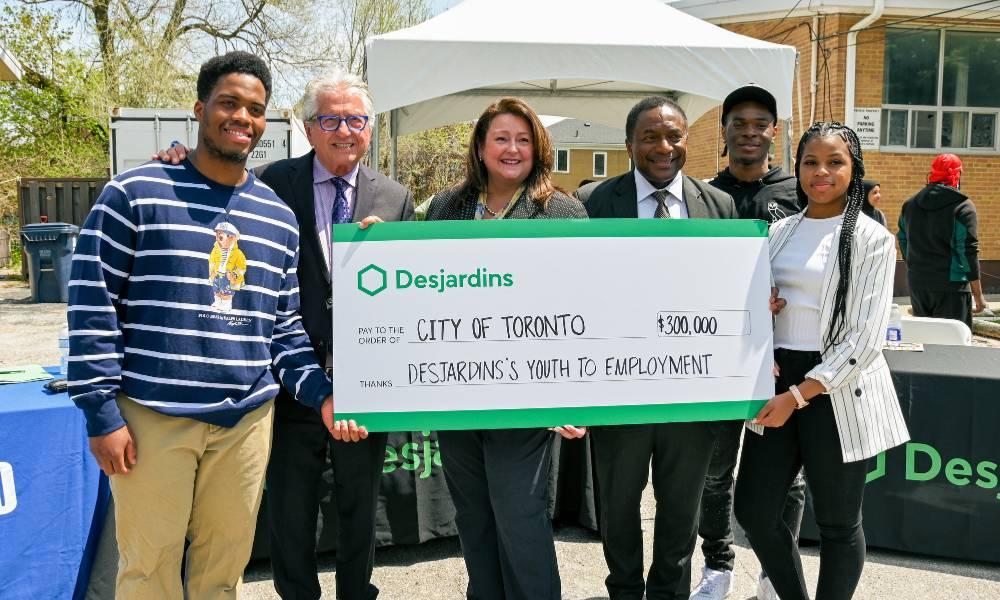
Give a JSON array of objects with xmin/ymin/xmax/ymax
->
[{"xmin": 721, "ymin": 85, "xmax": 777, "ymax": 125}]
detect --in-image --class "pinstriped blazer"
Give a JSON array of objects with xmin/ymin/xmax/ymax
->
[{"xmin": 748, "ymin": 212, "xmax": 910, "ymax": 463}]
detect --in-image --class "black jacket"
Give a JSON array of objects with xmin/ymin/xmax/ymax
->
[
  {"xmin": 255, "ymin": 153, "xmax": 414, "ymax": 415},
  {"xmin": 898, "ymin": 183, "xmax": 980, "ymax": 292},
  {"xmin": 576, "ymin": 171, "xmax": 737, "ymax": 220},
  {"xmin": 708, "ymin": 166, "xmax": 802, "ymax": 223}
]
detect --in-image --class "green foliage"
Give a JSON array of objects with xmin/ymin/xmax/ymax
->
[
  {"xmin": 385, "ymin": 123, "xmax": 473, "ymax": 207},
  {"xmin": 0, "ymin": 0, "xmax": 463, "ymax": 233},
  {"xmin": 0, "ymin": 7, "xmax": 108, "ymax": 231},
  {"xmin": 8, "ymin": 239, "xmax": 22, "ymax": 271}
]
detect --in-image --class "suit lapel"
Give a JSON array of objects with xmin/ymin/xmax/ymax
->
[
  {"xmin": 353, "ymin": 163, "xmax": 377, "ymax": 221},
  {"xmin": 612, "ymin": 172, "xmax": 639, "ymax": 218},
  {"xmin": 289, "ymin": 152, "xmax": 329, "ymax": 282},
  {"xmin": 505, "ymin": 188, "xmax": 540, "ymax": 219},
  {"xmin": 681, "ymin": 177, "xmax": 709, "ymax": 219},
  {"xmin": 768, "ymin": 213, "xmax": 802, "ymax": 261},
  {"xmin": 818, "ymin": 222, "xmax": 844, "ymax": 332}
]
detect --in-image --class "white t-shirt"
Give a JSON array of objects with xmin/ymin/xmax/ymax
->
[{"xmin": 773, "ymin": 216, "xmax": 842, "ymax": 351}]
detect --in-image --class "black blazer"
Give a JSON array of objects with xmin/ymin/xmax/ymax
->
[
  {"xmin": 255, "ymin": 152, "xmax": 414, "ymax": 411},
  {"xmin": 575, "ymin": 171, "xmax": 737, "ymax": 220}
]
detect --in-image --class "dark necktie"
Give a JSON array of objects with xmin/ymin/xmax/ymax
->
[
  {"xmin": 332, "ymin": 177, "xmax": 351, "ymax": 225},
  {"xmin": 653, "ymin": 189, "xmax": 671, "ymax": 219}
]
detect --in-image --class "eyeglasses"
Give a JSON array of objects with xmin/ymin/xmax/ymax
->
[{"xmin": 313, "ymin": 114, "xmax": 369, "ymax": 133}]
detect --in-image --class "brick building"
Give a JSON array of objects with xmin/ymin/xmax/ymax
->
[
  {"xmin": 547, "ymin": 119, "xmax": 630, "ymax": 193},
  {"xmin": 673, "ymin": 0, "xmax": 1000, "ymax": 287}
]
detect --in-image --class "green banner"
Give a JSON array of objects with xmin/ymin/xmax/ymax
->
[
  {"xmin": 339, "ymin": 400, "xmax": 767, "ymax": 431},
  {"xmin": 333, "ymin": 217, "xmax": 768, "ymax": 243}
]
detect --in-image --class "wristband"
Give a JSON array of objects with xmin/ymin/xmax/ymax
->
[{"xmin": 789, "ymin": 384, "xmax": 809, "ymax": 409}]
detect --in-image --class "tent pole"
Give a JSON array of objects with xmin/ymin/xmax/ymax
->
[
  {"xmin": 783, "ymin": 118, "xmax": 792, "ymax": 173},
  {"xmin": 390, "ymin": 109, "xmax": 399, "ymax": 180},
  {"xmin": 371, "ymin": 114, "xmax": 381, "ymax": 172}
]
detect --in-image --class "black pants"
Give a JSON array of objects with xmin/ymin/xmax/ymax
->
[
  {"xmin": 438, "ymin": 428, "xmax": 560, "ymax": 600},
  {"xmin": 591, "ymin": 422, "xmax": 716, "ymax": 600},
  {"xmin": 735, "ymin": 350, "xmax": 869, "ymax": 600},
  {"xmin": 266, "ymin": 397, "xmax": 388, "ymax": 600},
  {"xmin": 910, "ymin": 288, "xmax": 973, "ymax": 329},
  {"xmin": 698, "ymin": 420, "xmax": 806, "ymax": 572}
]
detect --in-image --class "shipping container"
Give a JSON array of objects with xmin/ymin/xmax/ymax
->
[{"xmin": 109, "ymin": 107, "xmax": 293, "ymax": 175}]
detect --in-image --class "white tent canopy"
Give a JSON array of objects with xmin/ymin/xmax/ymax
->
[{"xmin": 366, "ymin": 0, "xmax": 797, "ymax": 138}]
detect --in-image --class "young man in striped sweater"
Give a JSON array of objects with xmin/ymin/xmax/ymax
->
[{"xmin": 68, "ymin": 51, "xmax": 346, "ymax": 598}]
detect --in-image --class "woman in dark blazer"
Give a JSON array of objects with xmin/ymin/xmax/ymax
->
[
  {"xmin": 734, "ymin": 122, "xmax": 909, "ymax": 600},
  {"xmin": 426, "ymin": 97, "xmax": 586, "ymax": 600}
]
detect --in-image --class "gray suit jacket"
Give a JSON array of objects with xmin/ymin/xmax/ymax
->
[{"xmin": 576, "ymin": 171, "xmax": 737, "ymax": 220}]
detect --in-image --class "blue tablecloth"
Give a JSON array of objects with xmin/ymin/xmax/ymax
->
[{"xmin": 0, "ymin": 368, "xmax": 108, "ymax": 600}]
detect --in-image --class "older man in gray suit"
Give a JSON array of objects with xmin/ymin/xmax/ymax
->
[{"xmin": 576, "ymin": 96, "xmax": 737, "ymax": 600}]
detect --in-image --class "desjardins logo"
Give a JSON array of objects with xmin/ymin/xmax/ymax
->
[
  {"xmin": 357, "ymin": 264, "xmax": 514, "ymax": 297},
  {"xmin": 384, "ymin": 431, "xmax": 442, "ymax": 479},
  {"xmin": 865, "ymin": 441, "xmax": 1000, "ymax": 501}
]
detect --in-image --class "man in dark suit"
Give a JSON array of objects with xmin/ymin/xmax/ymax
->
[
  {"xmin": 257, "ymin": 73, "xmax": 413, "ymax": 600},
  {"xmin": 575, "ymin": 96, "xmax": 737, "ymax": 600}
]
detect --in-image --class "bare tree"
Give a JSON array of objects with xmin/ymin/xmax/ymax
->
[
  {"xmin": 20, "ymin": 0, "xmax": 340, "ymax": 103},
  {"xmin": 334, "ymin": 0, "xmax": 429, "ymax": 77}
]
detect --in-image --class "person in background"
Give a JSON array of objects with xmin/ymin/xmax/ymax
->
[
  {"xmin": 735, "ymin": 122, "xmax": 910, "ymax": 600},
  {"xmin": 425, "ymin": 96, "xmax": 588, "ymax": 600},
  {"xmin": 70, "ymin": 51, "xmax": 338, "ymax": 598},
  {"xmin": 897, "ymin": 154, "xmax": 987, "ymax": 329},
  {"xmin": 861, "ymin": 180, "xmax": 887, "ymax": 228},
  {"xmin": 692, "ymin": 85, "xmax": 805, "ymax": 600}
]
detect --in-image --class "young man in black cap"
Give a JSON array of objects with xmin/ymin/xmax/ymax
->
[
  {"xmin": 689, "ymin": 85, "xmax": 805, "ymax": 600},
  {"xmin": 708, "ymin": 85, "xmax": 802, "ymax": 223}
]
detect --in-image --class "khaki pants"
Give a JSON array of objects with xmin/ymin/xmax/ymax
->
[{"xmin": 109, "ymin": 395, "xmax": 274, "ymax": 600}]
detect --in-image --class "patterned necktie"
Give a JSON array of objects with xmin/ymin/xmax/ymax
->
[
  {"xmin": 331, "ymin": 177, "xmax": 351, "ymax": 225},
  {"xmin": 653, "ymin": 189, "xmax": 671, "ymax": 219}
]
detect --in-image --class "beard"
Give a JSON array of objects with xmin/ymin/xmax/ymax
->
[
  {"xmin": 202, "ymin": 134, "xmax": 255, "ymax": 163},
  {"xmin": 731, "ymin": 149, "xmax": 769, "ymax": 167}
]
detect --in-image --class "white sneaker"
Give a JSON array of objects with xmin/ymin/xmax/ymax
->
[
  {"xmin": 690, "ymin": 567, "xmax": 733, "ymax": 599},
  {"xmin": 756, "ymin": 574, "xmax": 781, "ymax": 600}
]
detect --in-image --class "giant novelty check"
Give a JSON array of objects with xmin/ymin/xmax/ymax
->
[{"xmin": 331, "ymin": 219, "xmax": 774, "ymax": 431}]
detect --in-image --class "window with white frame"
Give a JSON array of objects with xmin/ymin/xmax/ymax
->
[
  {"xmin": 881, "ymin": 28, "xmax": 1000, "ymax": 151},
  {"xmin": 593, "ymin": 152, "xmax": 607, "ymax": 177},
  {"xmin": 554, "ymin": 149, "xmax": 570, "ymax": 172}
]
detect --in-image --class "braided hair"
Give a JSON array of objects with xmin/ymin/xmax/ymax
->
[{"xmin": 793, "ymin": 121, "xmax": 866, "ymax": 350}]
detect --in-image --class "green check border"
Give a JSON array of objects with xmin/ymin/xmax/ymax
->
[
  {"xmin": 333, "ymin": 218, "xmax": 767, "ymax": 243},
  {"xmin": 339, "ymin": 399, "xmax": 767, "ymax": 432}
]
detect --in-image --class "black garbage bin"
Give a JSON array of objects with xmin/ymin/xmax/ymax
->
[{"xmin": 21, "ymin": 222, "xmax": 80, "ymax": 303}]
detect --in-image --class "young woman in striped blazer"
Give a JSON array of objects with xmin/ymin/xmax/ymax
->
[{"xmin": 734, "ymin": 122, "xmax": 910, "ymax": 600}]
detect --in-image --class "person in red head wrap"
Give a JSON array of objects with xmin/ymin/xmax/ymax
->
[
  {"xmin": 898, "ymin": 154, "xmax": 987, "ymax": 328},
  {"xmin": 928, "ymin": 153, "xmax": 963, "ymax": 189}
]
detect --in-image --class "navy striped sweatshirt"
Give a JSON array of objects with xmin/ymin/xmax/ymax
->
[{"xmin": 68, "ymin": 160, "xmax": 330, "ymax": 436}]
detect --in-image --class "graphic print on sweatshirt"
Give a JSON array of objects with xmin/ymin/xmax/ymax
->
[{"xmin": 208, "ymin": 221, "xmax": 247, "ymax": 313}]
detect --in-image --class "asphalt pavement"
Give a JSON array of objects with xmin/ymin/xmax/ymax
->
[{"xmin": 4, "ymin": 276, "xmax": 999, "ymax": 599}]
